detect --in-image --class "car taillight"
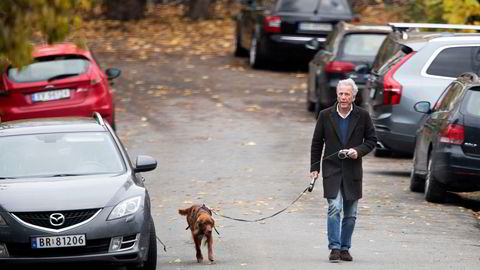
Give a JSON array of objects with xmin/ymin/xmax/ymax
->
[
  {"xmin": 325, "ymin": 61, "xmax": 355, "ymax": 73},
  {"xmin": 264, "ymin": 16, "xmax": 281, "ymax": 33},
  {"xmin": 383, "ymin": 52, "xmax": 415, "ymax": 105},
  {"xmin": 440, "ymin": 124, "xmax": 464, "ymax": 145}
]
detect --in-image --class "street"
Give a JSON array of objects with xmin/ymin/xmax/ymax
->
[{"xmin": 102, "ymin": 49, "xmax": 480, "ymax": 270}]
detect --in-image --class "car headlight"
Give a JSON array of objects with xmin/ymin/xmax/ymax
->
[
  {"xmin": 108, "ymin": 196, "xmax": 142, "ymax": 220},
  {"xmin": 0, "ymin": 214, "xmax": 7, "ymax": 226}
]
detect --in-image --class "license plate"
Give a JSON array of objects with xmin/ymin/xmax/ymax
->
[
  {"xmin": 299, "ymin": 23, "xmax": 332, "ymax": 31},
  {"xmin": 31, "ymin": 89, "xmax": 71, "ymax": 102},
  {"xmin": 31, "ymin": 234, "xmax": 86, "ymax": 249}
]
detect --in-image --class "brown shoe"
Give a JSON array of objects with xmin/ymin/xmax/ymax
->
[
  {"xmin": 329, "ymin": 249, "xmax": 341, "ymax": 262},
  {"xmin": 340, "ymin": 250, "xmax": 353, "ymax": 261}
]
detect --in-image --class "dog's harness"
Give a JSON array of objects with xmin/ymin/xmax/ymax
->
[{"xmin": 185, "ymin": 204, "xmax": 220, "ymax": 235}]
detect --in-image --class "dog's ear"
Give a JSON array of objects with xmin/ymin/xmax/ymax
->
[{"xmin": 178, "ymin": 206, "xmax": 192, "ymax": 216}]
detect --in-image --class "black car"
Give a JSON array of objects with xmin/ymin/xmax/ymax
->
[
  {"xmin": 234, "ymin": 0, "xmax": 356, "ymax": 68},
  {"xmin": 0, "ymin": 114, "xmax": 157, "ymax": 269},
  {"xmin": 305, "ymin": 22, "xmax": 391, "ymax": 115},
  {"xmin": 410, "ymin": 72, "xmax": 480, "ymax": 203}
]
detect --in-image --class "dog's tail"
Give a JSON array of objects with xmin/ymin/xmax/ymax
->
[{"xmin": 178, "ymin": 207, "xmax": 191, "ymax": 216}]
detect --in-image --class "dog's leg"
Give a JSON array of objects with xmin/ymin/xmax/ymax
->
[
  {"xmin": 207, "ymin": 234, "xmax": 214, "ymax": 262},
  {"xmin": 194, "ymin": 234, "xmax": 203, "ymax": 263}
]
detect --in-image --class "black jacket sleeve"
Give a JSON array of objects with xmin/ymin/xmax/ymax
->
[{"xmin": 310, "ymin": 111, "xmax": 325, "ymax": 172}]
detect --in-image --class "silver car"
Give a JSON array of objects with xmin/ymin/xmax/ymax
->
[
  {"xmin": 366, "ymin": 23, "xmax": 480, "ymax": 156},
  {"xmin": 0, "ymin": 114, "xmax": 157, "ymax": 269}
]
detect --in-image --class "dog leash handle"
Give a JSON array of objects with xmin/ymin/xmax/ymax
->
[{"xmin": 308, "ymin": 176, "xmax": 318, "ymax": 192}]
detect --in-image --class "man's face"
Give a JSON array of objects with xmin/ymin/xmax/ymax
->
[{"xmin": 337, "ymin": 84, "xmax": 354, "ymax": 110}]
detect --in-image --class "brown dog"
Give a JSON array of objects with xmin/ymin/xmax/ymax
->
[{"xmin": 178, "ymin": 204, "xmax": 215, "ymax": 263}]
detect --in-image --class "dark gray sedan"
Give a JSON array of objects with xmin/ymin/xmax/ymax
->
[{"xmin": 0, "ymin": 115, "xmax": 157, "ymax": 269}]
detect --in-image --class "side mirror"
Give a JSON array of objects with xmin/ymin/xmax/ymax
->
[
  {"xmin": 306, "ymin": 39, "xmax": 323, "ymax": 51},
  {"xmin": 106, "ymin": 68, "xmax": 121, "ymax": 80},
  {"xmin": 414, "ymin": 101, "xmax": 431, "ymax": 114},
  {"xmin": 134, "ymin": 155, "xmax": 157, "ymax": 173}
]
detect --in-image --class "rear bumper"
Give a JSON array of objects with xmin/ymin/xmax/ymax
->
[
  {"xmin": 432, "ymin": 145, "xmax": 480, "ymax": 192},
  {"xmin": 263, "ymin": 34, "xmax": 324, "ymax": 60},
  {"xmin": 374, "ymin": 124, "xmax": 416, "ymax": 154},
  {"xmin": 0, "ymin": 95, "xmax": 114, "ymax": 126}
]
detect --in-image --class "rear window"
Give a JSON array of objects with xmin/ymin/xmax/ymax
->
[
  {"xmin": 339, "ymin": 33, "xmax": 387, "ymax": 58},
  {"xmin": 0, "ymin": 132, "xmax": 125, "ymax": 178},
  {"xmin": 426, "ymin": 46, "xmax": 480, "ymax": 78},
  {"xmin": 464, "ymin": 88, "xmax": 480, "ymax": 117},
  {"xmin": 7, "ymin": 55, "xmax": 90, "ymax": 83},
  {"xmin": 277, "ymin": 0, "xmax": 350, "ymax": 14},
  {"xmin": 371, "ymin": 37, "xmax": 407, "ymax": 74}
]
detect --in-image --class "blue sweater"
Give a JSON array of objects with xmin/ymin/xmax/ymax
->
[{"xmin": 336, "ymin": 112, "xmax": 351, "ymax": 145}]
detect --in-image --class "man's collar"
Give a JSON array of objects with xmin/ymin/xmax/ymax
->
[{"xmin": 336, "ymin": 103, "xmax": 353, "ymax": 119}]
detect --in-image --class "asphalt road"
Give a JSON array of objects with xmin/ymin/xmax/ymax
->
[{"xmin": 100, "ymin": 50, "xmax": 480, "ymax": 270}]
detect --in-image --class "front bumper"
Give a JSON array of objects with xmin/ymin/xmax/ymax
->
[{"xmin": 0, "ymin": 207, "xmax": 151, "ymax": 266}]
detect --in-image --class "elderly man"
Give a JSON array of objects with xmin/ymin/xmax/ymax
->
[{"xmin": 310, "ymin": 78, "xmax": 377, "ymax": 262}]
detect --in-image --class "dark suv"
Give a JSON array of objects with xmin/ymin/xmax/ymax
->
[
  {"xmin": 306, "ymin": 22, "xmax": 391, "ymax": 115},
  {"xmin": 234, "ymin": 0, "xmax": 355, "ymax": 68},
  {"xmin": 410, "ymin": 72, "xmax": 480, "ymax": 203},
  {"xmin": 365, "ymin": 23, "xmax": 480, "ymax": 156}
]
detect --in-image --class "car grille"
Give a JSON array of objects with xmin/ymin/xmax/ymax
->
[
  {"xmin": 12, "ymin": 209, "xmax": 101, "ymax": 230},
  {"xmin": 6, "ymin": 238, "xmax": 110, "ymax": 257}
]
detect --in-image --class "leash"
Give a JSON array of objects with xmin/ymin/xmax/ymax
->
[
  {"xmin": 156, "ymin": 236, "xmax": 167, "ymax": 252},
  {"xmin": 210, "ymin": 149, "xmax": 352, "ymax": 224}
]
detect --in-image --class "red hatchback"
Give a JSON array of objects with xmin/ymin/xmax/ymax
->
[{"xmin": 0, "ymin": 43, "xmax": 121, "ymax": 129}]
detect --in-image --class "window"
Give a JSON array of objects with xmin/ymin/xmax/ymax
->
[
  {"xmin": 463, "ymin": 88, "xmax": 480, "ymax": 117},
  {"xmin": 426, "ymin": 46, "xmax": 480, "ymax": 78},
  {"xmin": 371, "ymin": 37, "xmax": 407, "ymax": 74},
  {"xmin": 8, "ymin": 55, "xmax": 90, "ymax": 83},
  {"xmin": 277, "ymin": 0, "xmax": 350, "ymax": 13},
  {"xmin": 435, "ymin": 82, "xmax": 463, "ymax": 112},
  {"xmin": 0, "ymin": 132, "xmax": 125, "ymax": 178},
  {"xmin": 339, "ymin": 33, "xmax": 387, "ymax": 58}
]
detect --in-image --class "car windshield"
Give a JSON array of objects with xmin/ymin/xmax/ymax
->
[
  {"xmin": 340, "ymin": 33, "xmax": 387, "ymax": 58},
  {"xmin": 464, "ymin": 89, "xmax": 480, "ymax": 117},
  {"xmin": 0, "ymin": 132, "xmax": 125, "ymax": 178},
  {"xmin": 7, "ymin": 55, "xmax": 90, "ymax": 83},
  {"xmin": 277, "ymin": 0, "xmax": 350, "ymax": 14}
]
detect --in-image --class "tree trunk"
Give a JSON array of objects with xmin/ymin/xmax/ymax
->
[
  {"xmin": 104, "ymin": 0, "xmax": 147, "ymax": 21},
  {"xmin": 187, "ymin": 0, "xmax": 215, "ymax": 20}
]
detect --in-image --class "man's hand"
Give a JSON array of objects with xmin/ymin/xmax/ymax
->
[
  {"xmin": 347, "ymin": 148, "xmax": 358, "ymax": 159},
  {"xmin": 310, "ymin": 171, "xmax": 319, "ymax": 179}
]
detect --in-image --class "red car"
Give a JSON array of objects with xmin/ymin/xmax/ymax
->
[{"xmin": 0, "ymin": 43, "xmax": 121, "ymax": 129}]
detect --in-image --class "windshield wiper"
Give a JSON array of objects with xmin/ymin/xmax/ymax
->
[
  {"xmin": 51, "ymin": 174, "xmax": 84, "ymax": 177},
  {"xmin": 47, "ymin": 73, "xmax": 80, "ymax": 82},
  {"xmin": 0, "ymin": 177, "xmax": 16, "ymax": 179}
]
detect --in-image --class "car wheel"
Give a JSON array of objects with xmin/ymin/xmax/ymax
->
[
  {"xmin": 249, "ymin": 35, "xmax": 265, "ymax": 69},
  {"xmin": 424, "ymin": 156, "xmax": 445, "ymax": 203},
  {"xmin": 409, "ymin": 166, "xmax": 425, "ymax": 192},
  {"xmin": 234, "ymin": 26, "xmax": 248, "ymax": 57},
  {"xmin": 314, "ymin": 101, "xmax": 323, "ymax": 119},
  {"xmin": 128, "ymin": 218, "xmax": 157, "ymax": 270}
]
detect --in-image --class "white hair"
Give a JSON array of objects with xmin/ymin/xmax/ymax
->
[{"xmin": 337, "ymin": 78, "xmax": 358, "ymax": 97}]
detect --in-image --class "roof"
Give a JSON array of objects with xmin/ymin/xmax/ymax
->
[
  {"xmin": 0, "ymin": 117, "xmax": 106, "ymax": 136},
  {"xmin": 390, "ymin": 31, "xmax": 480, "ymax": 51},
  {"xmin": 32, "ymin": 43, "xmax": 91, "ymax": 58},
  {"xmin": 340, "ymin": 22, "xmax": 392, "ymax": 33}
]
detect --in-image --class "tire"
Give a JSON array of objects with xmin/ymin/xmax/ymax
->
[
  {"xmin": 234, "ymin": 26, "xmax": 248, "ymax": 57},
  {"xmin": 249, "ymin": 35, "xmax": 266, "ymax": 69},
  {"xmin": 129, "ymin": 218, "xmax": 157, "ymax": 270},
  {"xmin": 314, "ymin": 101, "xmax": 323, "ymax": 119},
  {"xmin": 424, "ymin": 157, "xmax": 445, "ymax": 203},
  {"xmin": 409, "ymin": 167, "xmax": 425, "ymax": 192},
  {"xmin": 306, "ymin": 100, "xmax": 315, "ymax": 112}
]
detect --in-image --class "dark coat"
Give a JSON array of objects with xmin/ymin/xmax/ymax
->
[{"xmin": 310, "ymin": 104, "xmax": 377, "ymax": 201}]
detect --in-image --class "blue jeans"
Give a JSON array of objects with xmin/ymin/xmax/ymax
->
[{"xmin": 327, "ymin": 189, "xmax": 358, "ymax": 251}]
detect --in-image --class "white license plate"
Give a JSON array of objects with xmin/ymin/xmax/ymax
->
[
  {"xmin": 31, "ymin": 89, "xmax": 71, "ymax": 102},
  {"xmin": 31, "ymin": 234, "xmax": 86, "ymax": 249},
  {"xmin": 299, "ymin": 23, "xmax": 332, "ymax": 31}
]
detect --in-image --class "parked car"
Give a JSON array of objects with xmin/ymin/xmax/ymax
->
[
  {"xmin": 0, "ymin": 43, "xmax": 121, "ymax": 129},
  {"xmin": 410, "ymin": 72, "xmax": 480, "ymax": 203},
  {"xmin": 305, "ymin": 22, "xmax": 391, "ymax": 115},
  {"xmin": 365, "ymin": 23, "xmax": 480, "ymax": 156},
  {"xmin": 234, "ymin": 0, "xmax": 356, "ymax": 68},
  {"xmin": 0, "ymin": 114, "xmax": 157, "ymax": 269}
]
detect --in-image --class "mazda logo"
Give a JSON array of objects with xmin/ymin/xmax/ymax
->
[{"xmin": 49, "ymin": 213, "xmax": 65, "ymax": 227}]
